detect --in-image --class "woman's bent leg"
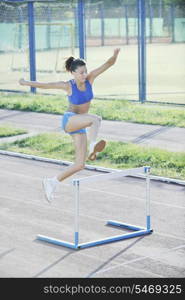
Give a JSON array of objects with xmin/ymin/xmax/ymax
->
[
  {"xmin": 87, "ymin": 114, "xmax": 102, "ymax": 143},
  {"xmin": 65, "ymin": 113, "xmax": 102, "ymax": 155},
  {"xmin": 65, "ymin": 113, "xmax": 101, "ymax": 140}
]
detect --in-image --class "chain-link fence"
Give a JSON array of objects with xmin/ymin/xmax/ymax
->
[
  {"xmin": 0, "ymin": 0, "xmax": 184, "ymax": 104},
  {"xmin": 84, "ymin": 0, "xmax": 185, "ymax": 46}
]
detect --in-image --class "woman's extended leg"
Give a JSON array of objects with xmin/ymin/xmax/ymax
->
[
  {"xmin": 57, "ymin": 133, "xmax": 87, "ymax": 181},
  {"xmin": 42, "ymin": 133, "xmax": 87, "ymax": 202}
]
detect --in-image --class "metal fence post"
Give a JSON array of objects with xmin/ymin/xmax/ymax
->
[
  {"xmin": 78, "ymin": 0, "xmax": 86, "ymax": 59},
  {"xmin": 149, "ymin": 0, "xmax": 153, "ymax": 43},
  {"xmin": 137, "ymin": 0, "xmax": 146, "ymax": 103},
  {"xmin": 28, "ymin": 1, "xmax": 36, "ymax": 93},
  {"xmin": 46, "ymin": 6, "xmax": 51, "ymax": 50},
  {"xmin": 170, "ymin": 3, "xmax": 175, "ymax": 43},
  {"xmin": 124, "ymin": 4, "xmax": 129, "ymax": 45},
  {"xmin": 100, "ymin": 2, "xmax": 105, "ymax": 46}
]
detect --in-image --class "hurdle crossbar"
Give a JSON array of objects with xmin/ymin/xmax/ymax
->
[
  {"xmin": 72, "ymin": 166, "xmax": 144, "ymax": 184},
  {"xmin": 37, "ymin": 166, "xmax": 153, "ymax": 249}
]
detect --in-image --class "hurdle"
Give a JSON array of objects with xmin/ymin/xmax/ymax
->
[{"xmin": 37, "ymin": 166, "xmax": 153, "ymax": 249}]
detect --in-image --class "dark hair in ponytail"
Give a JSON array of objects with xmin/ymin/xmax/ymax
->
[{"xmin": 65, "ymin": 56, "xmax": 86, "ymax": 72}]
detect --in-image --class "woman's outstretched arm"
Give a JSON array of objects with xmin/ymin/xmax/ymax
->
[
  {"xmin": 87, "ymin": 48, "xmax": 120, "ymax": 83},
  {"xmin": 19, "ymin": 78, "xmax": 70, "ymax": 92}
]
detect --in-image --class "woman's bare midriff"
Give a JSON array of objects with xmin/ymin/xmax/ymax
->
[{"xmin": 67, "ymin": 102, "xmax": 91, "ymax": 114}]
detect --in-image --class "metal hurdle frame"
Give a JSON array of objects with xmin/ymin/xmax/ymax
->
[{"xmin": 37, "ymin": 166, "xmax": 153, "ymax": 249}]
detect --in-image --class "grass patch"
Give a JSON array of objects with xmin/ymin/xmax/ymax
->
[
  {"xmin": 0, "ymin": 92, "xmax": 185, "ymax": 127},
  {"xmin": 0, "ymin": 132, "xmax": 184, "ymax": 180},
  {"xmin": 0, "ymin": 123, "xmax": 27, "ymax": 137}
]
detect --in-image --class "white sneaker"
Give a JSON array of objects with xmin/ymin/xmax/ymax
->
[{"xmin": 42, "ymin": 177, "xmax": 57, "ymax": 203}]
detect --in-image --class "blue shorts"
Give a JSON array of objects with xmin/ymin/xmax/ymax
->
[{"xmin": 61, "ymin": 112, "xmax": 87, "ymax": 135}]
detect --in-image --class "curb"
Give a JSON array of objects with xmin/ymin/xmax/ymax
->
[
  {"xmin": 0, "ymin": 132, "xmax": 38, "ymax": 144},
  {"xmin": 0, "ymin": 150, "xmax": 184, "ymax": 186}
]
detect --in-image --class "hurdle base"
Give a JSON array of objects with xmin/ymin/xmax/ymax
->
[
  {"xmin": 37, "ymin": 220, "xmax": 153, "ymax": 250},
  {"xmin": 37, "ymin": 234, "xmax": 78, "ymax": 249},
  {"xmin": 107, "ymin": 220, "xmax": 153, "ymax": 232}
]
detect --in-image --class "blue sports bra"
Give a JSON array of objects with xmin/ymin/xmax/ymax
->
[{"xmin": 68, "ymin": 79, "xmax": 93, "ymax": 105}]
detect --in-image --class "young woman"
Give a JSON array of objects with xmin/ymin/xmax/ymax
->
[{"xmin": 19, "ymin": 48, "xmax": 120, "ymax": 202}]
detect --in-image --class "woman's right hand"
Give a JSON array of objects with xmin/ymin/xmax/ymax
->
[{"xmin": 19, "ymin": 78, "xmax": 26, "ymax": 86}]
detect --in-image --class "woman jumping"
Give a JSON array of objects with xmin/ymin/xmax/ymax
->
[{"xmin": 19, "ymin": 48, "xmax": 120, "ymax": 202}]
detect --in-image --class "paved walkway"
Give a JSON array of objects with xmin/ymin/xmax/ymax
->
[{"xmin": 0, "ymin": 109, "xmax": 185, "ymax": 152}]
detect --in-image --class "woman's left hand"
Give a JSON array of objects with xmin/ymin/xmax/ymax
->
[{"xmin": 113, "ymin": 48, "xmax": 121, "ymax": 57}]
